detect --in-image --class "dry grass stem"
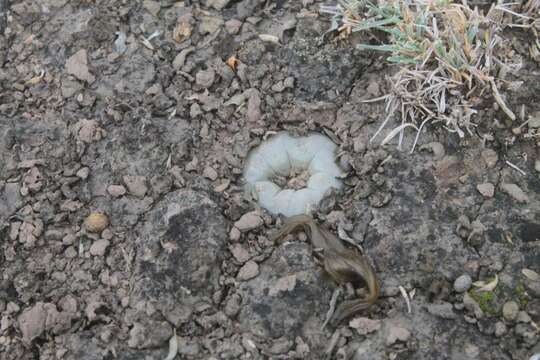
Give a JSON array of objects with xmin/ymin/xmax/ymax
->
[{"xmin": 321, "ymin": 0, "xmax": 538, "ymax": 150}]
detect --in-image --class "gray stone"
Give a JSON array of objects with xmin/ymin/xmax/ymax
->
[
  {"xmin": 225, "ymin": 19, "xmax": 242, "ymax": 34},
  {"xmin": 224, "ymin": 294, "xmax": 242, "ymax": 318},
  {"xmin": 454, "ymin": 274, "xmax": 473, "ymax": 293},
  {"xmin": 123, "ymin": 175, "xmax": 148, "ymax": 197},
  {"xmin": 0, "ymin": 182, "xmax": 22, "ymax": 224},
  {"xmin": 246, "ymin": 89, "xmax": 261, "ymax": 122},
  {"xmin": 202, "ymin": 166, "xmax": 218, "ymax": 181},
  {"xmin": 65, "ymin": 49, "xmax": 95, "ymax": 84},
  {"xmin": 500, "ymin": 183, "xmax": 529, "ymax": 203},
  {"xmin": 133, "ymin": 190, "xmax": 228, "ymax": 313},
  {"xmin": 427, "ymin": 302, "xmax": 457, "ymax": 319},
  {"xmin": 502, "ymin": 301, "xmax": 519, "ymax": 322},
  {"xmin": 494, "ymin": 321, "xmax": 507, "ymax": 337},
  {"xmin": 196, "ymin": 68, "xmax": 216, "ymax": 88},
  {"xmin": 517, "ymin": 311, "xmax": 531, "ymax": 323},
  {"xmin": 61, "ymin": 78, "xmax": 83, "ymax": 98},
  {"xmin": 107, "ymin": 184, "xmax": 126, "ymax": 197},
  {"xmin": 76, "ymin": 167, "xmax": 90, "ymax": 180},
  {"xmin": 476, "ymin": 183, "xmax": 495, "ymax": 198}
]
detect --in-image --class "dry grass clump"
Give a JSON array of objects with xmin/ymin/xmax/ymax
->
[{"xmin": 321, "ymin": 0, "xmax": 540, "ymax": 151}]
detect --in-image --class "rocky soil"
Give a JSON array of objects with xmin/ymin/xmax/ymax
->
[{"xmin": 0, "ymin": 0, "xmax": 539, "ymax": 359}]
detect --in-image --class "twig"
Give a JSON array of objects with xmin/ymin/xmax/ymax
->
[
  {"xmin": 322, "ymin": 289, "xmax": 342, "ymax": 329},
  {"xmin": 399, "ymin": 285, "xmax": 412, "ymax": 314},
  {"xmin": 490, "ymin": 78, "xmax": 516, "ymax": 121},
  {"xmin": 505, "ymin": 160, "xmax": 526, "ymax": 175}
]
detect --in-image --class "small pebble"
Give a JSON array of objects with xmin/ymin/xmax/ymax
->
[
  {"xmin": 535, "ymin": 159, "xmax": 540, "ymax": 173},
  {"xmin": 202, "ymin": 166, "xmax": 218, "ymax": 181},
  {"xmin": 502, "ymin": 301, "xmax": 519, "ymax": 322},
  {"xmin": 195, "ymin": 68, "xmax": 215, "ymax": 88},
  {"xmin": 464, "ymin": 343, "xmax": 480, "ymax": 358},
  {"xmin": 229, "ymin": 243, "xmax": 250, "ymax": 263},
  {"xmin": 224, "ymin": 294, "xmax": 242, "ymax": 317},
  {"xmin": 64, "ymin": 246, "xmax": 78, "ymax": 258},
  {"xmin": 107, "ymin": 185, "xmax": 126, "ymax": 197},
  {"xmin": 237, "ymin": 260, "xmax": 259, "ymax": 281},
  {"xmin": 76, "ymin": 167, "xmax": 90, "ymax": 180},
  {"xmin": 494, "ymin": 321, "xmax": 507, "ymax": 337},
  {"xmin": 101, "ymin": 229, "xmax": 113, "ymax": 240},
  {"xmin": 234, "ymin": 212, "xmax": 263, "ymax": 232},
  {"xmin": 123, "ymin": 175, "xmax": 148, "ymax": 197},
  {"xmin": 453, "ymin": 274, "xmax": 472, "ymax": 293},
  {"xmin": 225, "ymin": 19, "xmax": 242, "ymax": 34},
  {"xmin": 229, "ymin": 227, "xmax": 241, "ymax": 241},
  {"xmin": 84, "ymin": 213, "xmax": 109, "ymax": 233},
  {"xmin": 476, "ymin": 183, "xmax": 495, "ymax": 198},
  {"xmin": 349, "ymin": 317, "xmax": 381, "ymax": 336},
  {"xmin": 517, "ymin": 311, "xmax": 531, "ymax": 323},
  {"xmin": 385, "ymin": 325, "xmax": 410, "ymax": 345},
  {"xmin": 89, "ymin": 239, "xmax": 110, "ymax": 256}
]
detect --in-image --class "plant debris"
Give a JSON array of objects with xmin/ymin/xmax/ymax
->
[
  {"xmin": 321, "ymin": 0, "xmax": 539, "ymax": 150},
  {"xmin": 271, "ymin": 214, "xmax": 380, "ymax": 325}
]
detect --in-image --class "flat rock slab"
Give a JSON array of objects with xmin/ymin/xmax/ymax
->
[
  {"xmin": 133, "ymin": 190, "xmax": 228, "ymax": 312},
  {"xmin": 238, "ymin": 242, "xmax": 332, "ymax": 350}
]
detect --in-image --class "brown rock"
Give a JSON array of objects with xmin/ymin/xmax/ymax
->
[
  {"xmin": 84, "ymin": 213, "xmax": 109, "ymax": 233},
  {"xmin": 65, "ymin": 49, "xmax": 95, "ymax": 84}
]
